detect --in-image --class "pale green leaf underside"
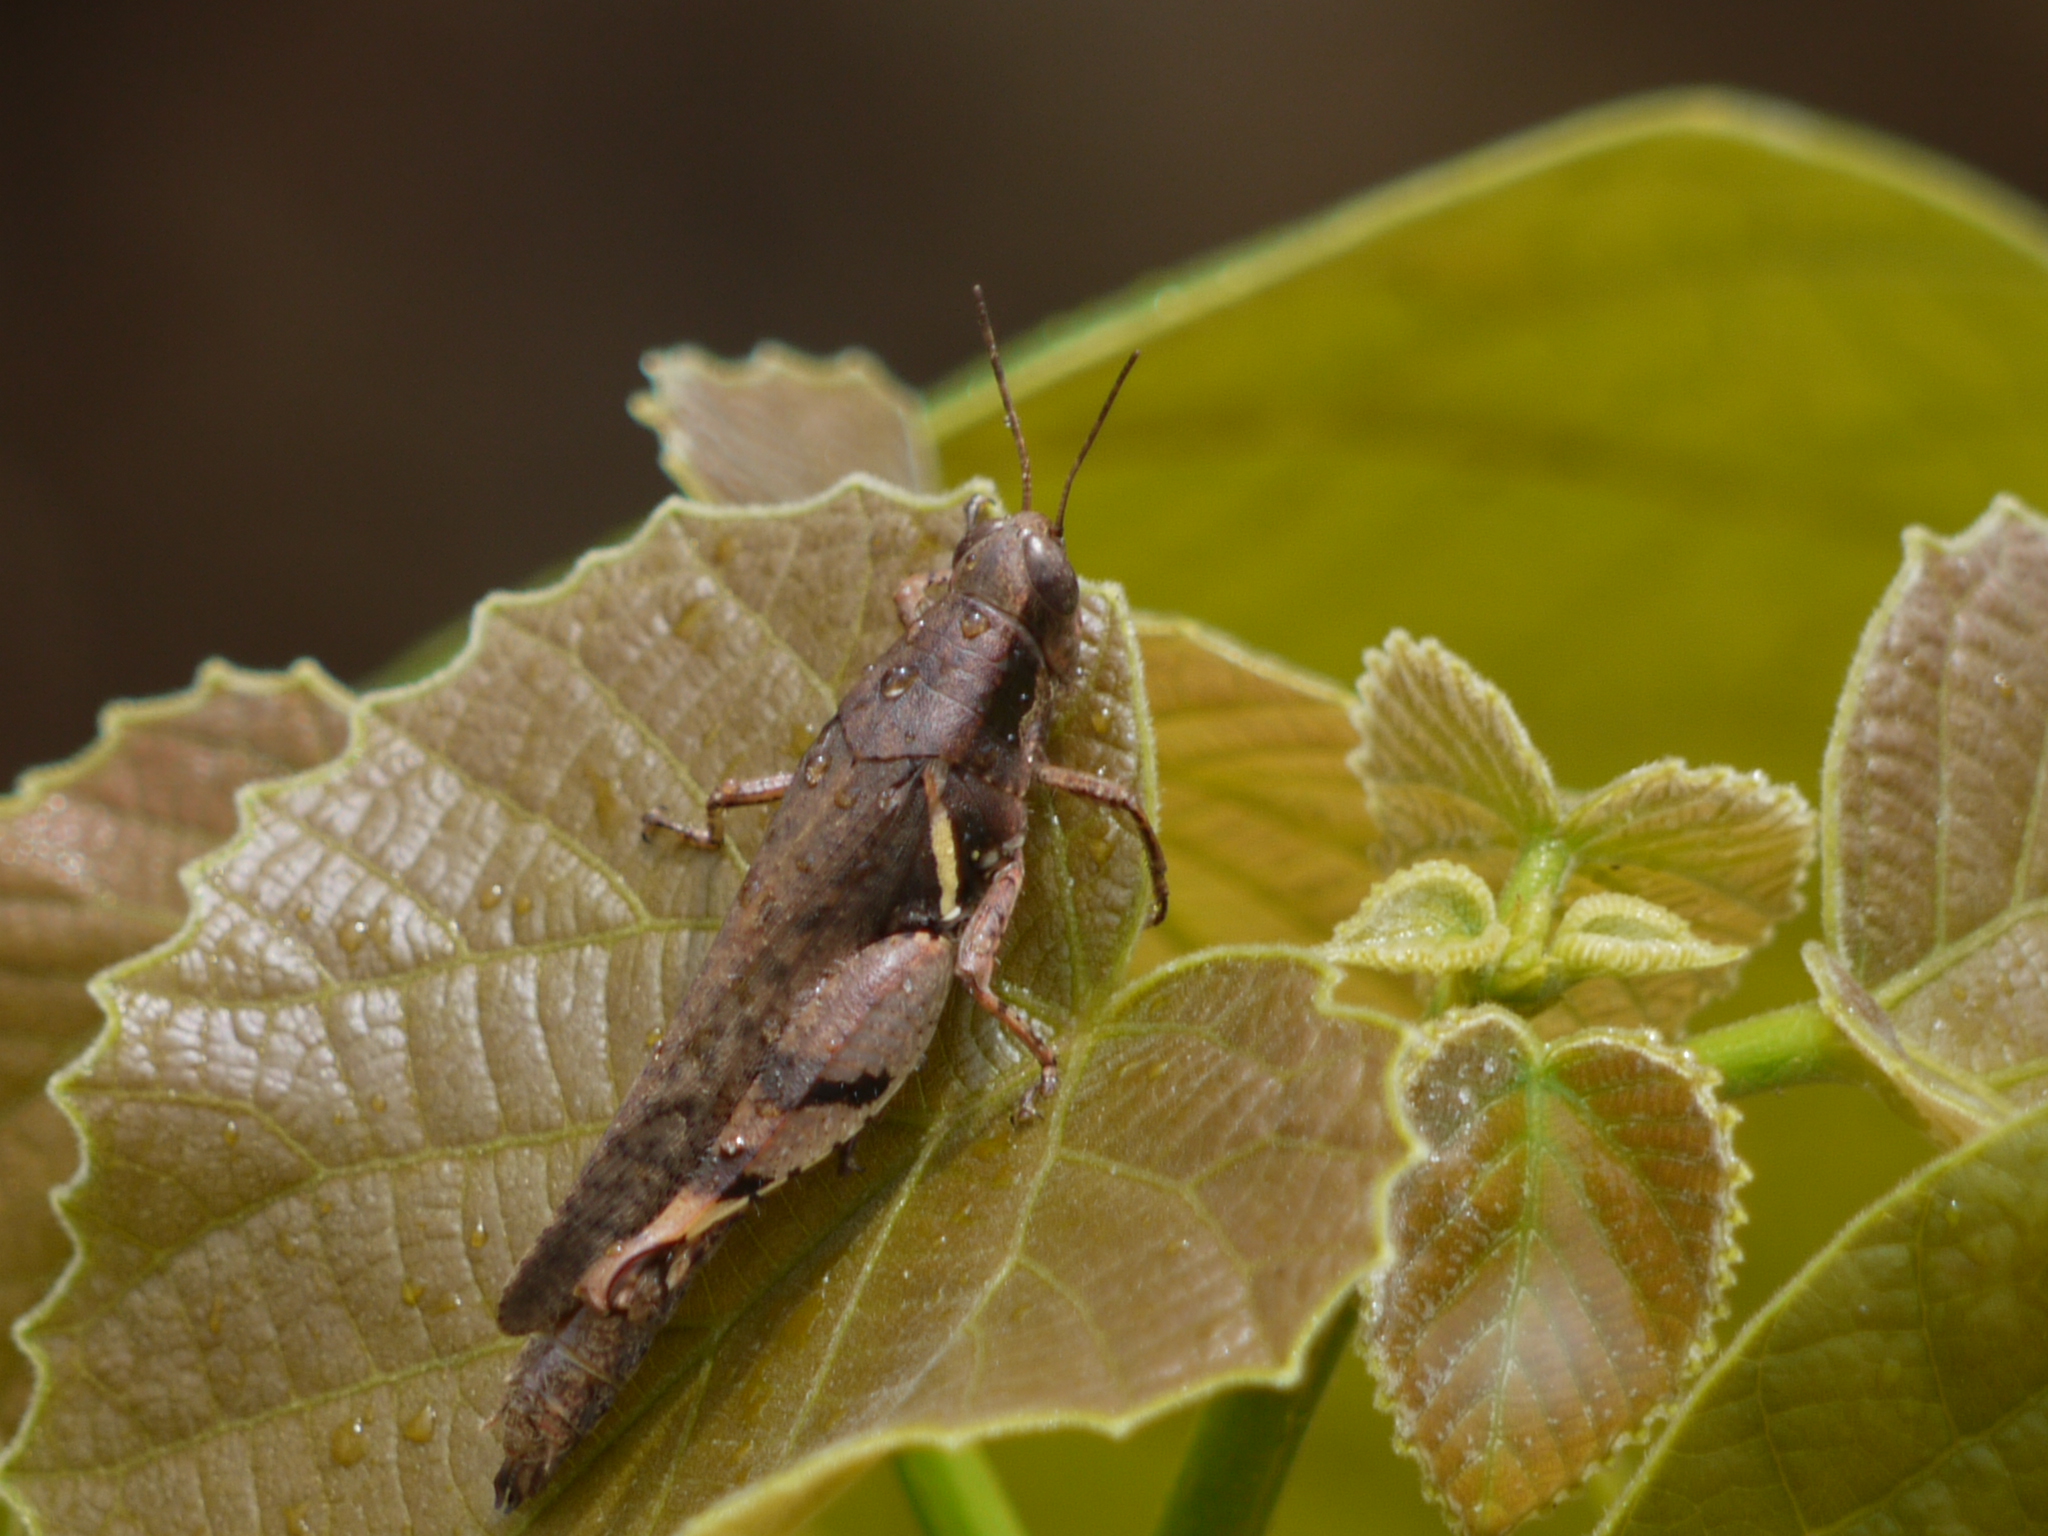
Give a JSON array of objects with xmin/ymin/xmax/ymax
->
[
  {"xmin": 1605, "ymin": 1097, "xmax": 2048, "ymax": 1535},
  {"xmin": 2, "ymin": 480, "xmax": 1405, "ymax": 1536}
]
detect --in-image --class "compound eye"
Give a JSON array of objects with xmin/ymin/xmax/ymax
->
[{"xmin": 1023, "ymin": 532, "xmax": 1079, "ymax": 615}]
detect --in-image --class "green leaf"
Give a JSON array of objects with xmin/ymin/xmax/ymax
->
[
  {"xmin": 0, "ymin": 482, "xmax": 1407, "ymax": 1536},
  {"xmin": 1603, "ymin": 1097, "xmax": 2048, "ymax": 1535},
  {"xmin": 1329, "ymin": 861, "xmax": 1507, "ymax": 976},
  {"xmin": 1369, "ymin": 1008, "xmax": 1746, "ymax": 1536},
  {"xmin": 1816, "ymin": 498, "xmax": 2048, "ymax": 1138},
  {"xmin": 1550, "ymin": 893, "xmax": 1746, "ymax": 980},
  {"xmin": 0, "ymin": 662, "xmax": 350, "ymax": 1442}
]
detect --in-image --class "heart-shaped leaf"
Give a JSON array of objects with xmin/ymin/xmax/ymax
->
[
  {"xmin": 1369, "ymin": 1006, "xmax": 1745, "ymax": 1536},
  {"xmin": 1603, "ymin": 1097, "xmax": 2048, "ymax": 1536},
  {"xmin": 1329, "ymin": 861, "xmax": 1508, "ymax": 976},
  {"xmin": 1817, "ymin": 496, "xmax": 2048, "ymax": 1135},
  {"xmin": 0, "ymin": 662, "xmax": 349, "ymax": 1439},
  {"xmin": 1, "ymin": 479, "xmax": 1407, "ymax": 1536}
]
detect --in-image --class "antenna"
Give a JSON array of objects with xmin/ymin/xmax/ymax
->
[
  {"xmin": 973, "ymin": 285, "xmax": 1032, "ymax": 511},
  {"xmin": 1055, "ymin": 351, "xmax": 1140, "ymax": 537}
]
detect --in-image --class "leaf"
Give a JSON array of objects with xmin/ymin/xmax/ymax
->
[
  {"xmin": 1128, "ymin": 616, "xmax": 1385, "ymax": 967},
  {"xmin": 1603, "ymin": 1097, "xmax": 2048, "ymax": 1536},
  {"xmin": 1818, "ymin": 497, "xmax": 2048, "ymax": 1133},
  {"xmin": 0, "ymin": 481, "xmax": 1407, "ymax": 1536},
  {"xmin": 632, "ymin": 343, "xmax": 939, "ymax": 506},
  {"xmin": 0, "ymin": 662, "xmax": 350, "ymax": 1438},
  {"xmin": 1350, "ymin": 632, "xmax": 1558, "ymax": 883},
  {"xmin": 928, "ymin": 91, "xmax": 2048, "ymax": 811},
  {"xmin": 1369, "ymin": 1006, "xmax": 1745, "ymax": 1536},
  {"xmin": 1550, "ymin": 894, "xmax": 1745, "ymax": 980},
  {"xmin": 1329, "ymin": 862, "xmax": 1508, "ymax": 976}
]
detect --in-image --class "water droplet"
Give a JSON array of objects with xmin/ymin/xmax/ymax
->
[
  {"xmin": 222, "ymin": 1120, "xmax": 240, "ymax": 1148},
  {"xmin": 514, "ymin": 894, "xmax": 534, "ymax": 916},
  {"xmin": 1091, "ymin": 702, "xmax": 1116, "ymax": 738},
  {"xmin": 337, "ymin": 919, "xmax": 369, "ymax": 954},
  {"xmin": 316, "ymin": 1198, "xmax": 334, "ymax": 1216},
  {"xmin": 208, "ymin": 1294, "xmax": 225, "ymax": 1335},
  {"xmin": 833, "ymin": 786, "xmax": 857, "ymax": 810},
  {"xmin": 479, "ymin": 883, "xmax": 504, "ymax": 911},
  {"xmin": 787, "ymin": 722, "xmax": 816, "ymax": 758},
  {"xmin": 369, "ymin": 1094, "xmax": 388, "ymax": 1115},
  {"xmin": 468, "ymin": 1220, "xmax": 488, "ymax": 1250},
  {"xmin": 295, "ymin": 904, "xmax": 313, "ymax": 924},
  {"xmin": 285, "ymin": 1504, "xmax": 315, "ymax": 1536},
  {"xmin": 331, "ymin": 1109, "xmax": 348, "ymax": 1126},
  {"xmin": 276, "ymin": 1232, "xmax": 299, "ymax": 1258},
  {"xmin": 429, "ymin": 1290, "xmax": 466, "ymax": 1315},
  {"xmin": 401, "ymin": 1405, "xmax": 438, "ymax": 1444},
  {"xmin": 720, "ymin": 1132, "xmax": 750, "ymax": 1156},
  {"xmin": 644, "ymin": 1026, "xmax": 665, "ymax": 1050},
  {"xmin": 803, "ymin": 754, "xmax": 828, "ymax": 787},
  {"xmin": 713, "ymin": 532, "xmax": 740, "ymax": 564},
  {"xmin": 401, "ymin": 1279, "xmax": 425, "ymax": 1306},
  {"xmin": 960, "ymin": 610, "xmax": 990, "ymax": 640},
  {"xmin": 880, "ymin": 664, "xmax": 917, "ymax": 700},
  {"xmin": 329, "ymin": 1416, "xmax": 370, "ymax": 1467}
]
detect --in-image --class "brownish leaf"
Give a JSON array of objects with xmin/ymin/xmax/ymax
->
[
  {"xmin": 632, "ymin": 343, "xmax": 939, "ymax": 505},
  {"xmin": 1370, "ymin": 1006, "xmax": 1745, "ymax": 1536},
  {"xmin": 1819, "ymin": 496, "xmax": 2048, "ymax": 1131},
  {"xmin": 0, "ymin": 661, "xmax": 350, "ymax": 1436},
  {"xmin": 1, "ymin": 482, "xmax": 1407, "ymax": 1536}
]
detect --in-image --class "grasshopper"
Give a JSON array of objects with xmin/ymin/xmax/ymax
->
[{"xmin": 492, "ymin": 292, "xmax": 1168, "ymax": 1508}]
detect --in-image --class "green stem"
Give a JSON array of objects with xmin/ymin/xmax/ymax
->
[
  {"xmin": 897, "ymin": 1445, "xmax": 1031, "ymax": 1536},
  {"xmin": 1151, "ymin": 1297, "xmax": 1358, "ymax": 1536},
  {"xmin": 1686, "ymin": 1000, "xmax": 1861, "ymax": 1096}
]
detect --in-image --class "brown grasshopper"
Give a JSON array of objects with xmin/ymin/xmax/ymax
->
[{"xmin": 491, "ymin": 291, "xmax": 1168, "ymax": 1509}]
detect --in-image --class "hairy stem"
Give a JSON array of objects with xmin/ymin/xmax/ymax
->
[
  {"xmin": 1151, "ymin": 1296, "xmax": 1358, "ymax": 1536},
  {"xmin": 1686, "ymin": 1000, "xmax": 1861, "ymax": 1096},
  {"xmin": 898, "ymin": 1446, "xmax": 1031, "ymax": 1536}
]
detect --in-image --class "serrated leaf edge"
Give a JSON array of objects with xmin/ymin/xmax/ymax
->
[{"xmin": 1367, "ymin": 1006, "xmax": 1748, "ymax": 1536}]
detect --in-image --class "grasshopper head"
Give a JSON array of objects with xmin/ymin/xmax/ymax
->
[{"xmin": 951, "ymin": 498, "xmax": 1081, "ymax": 660}]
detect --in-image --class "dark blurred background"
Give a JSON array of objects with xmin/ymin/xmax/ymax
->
[{"xmin": 6, "ymin": 1, "xmax": 2048, "ymax": 783}]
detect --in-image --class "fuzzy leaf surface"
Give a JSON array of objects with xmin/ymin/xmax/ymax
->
[
  {"xmin": 1604, "ymin": 1099, "xmax": 2048, "ymax": 1536},
  {"xmin": 0, "ymin": 662, "xmax": 349, "ymax": 1438},
  {"xmin": 1, "ymin": 481, "xmax": 1406, "ymax": 1536},
  {"xmin": 1820, "ymin": 497, "xmax": 2048, "ymax": 1127},
  {"xmin": 1370, "ymin": 1007, "xmax": 1744, "ymax": 1536}
]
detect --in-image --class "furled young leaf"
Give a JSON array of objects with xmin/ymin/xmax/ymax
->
[
  {"xmin": 1549, "ymin": 893, "xmax": 1744, "ymax": 979},
  {"xmin": 1370, "ymin": 1006, "xmax": 1744, "ymax": 1536},
  {"xmin": 1603, "ymin": 1098, "xmax": 2048, "ymax": 1536},
  {"xmin": 0, "ymin": 662, "xmax": 350, "ymax": 1438},
  {"xmin": 1818, "ymin": 497, "xmax": 2048, "ymax": 1133},
  {"xmin": 1, "ymin": 481, "xmax": 1406, "ymax": 1536},
  {"xmin": 1329, "ymin": 861, "xmax": 1507, "ymax": 976},
  {"xmin": 632, "ymin": 343, "xmax": 939, "ymax": 506}
]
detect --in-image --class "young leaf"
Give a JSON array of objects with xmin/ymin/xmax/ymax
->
[
  {"xmin": 1603, "ymin": 1098, "xmax": 2048, "ymax": 1536},
  {"xmin": 0, "ymin": 662, "xmax": 349, "ymax": 1436},
  {"xmin": 632, "ymin": 343, "xmax": 939, "ymax": 505},
  {"xmin": 1818, "ymin": 497, "xmax": 2048, "ymax": 1132},
  {"xmin": 0, "ymin": 482, "xmax": 1407, "ymax": 1536},
  {"xmin": 1329, "ymin": 861, "xmax": 1507, "ymax": 976},
  {"xmin": 1550, "ymin": 893, "xmax": 1745, "ymax": 980},
  {"xmin": 1350, "ymin": 632, "xmax": 1559, "ymax": 883},
  {"xmin": 1370, "ymin": 1006, "xmax": 1745, "ymax": 1536}
]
